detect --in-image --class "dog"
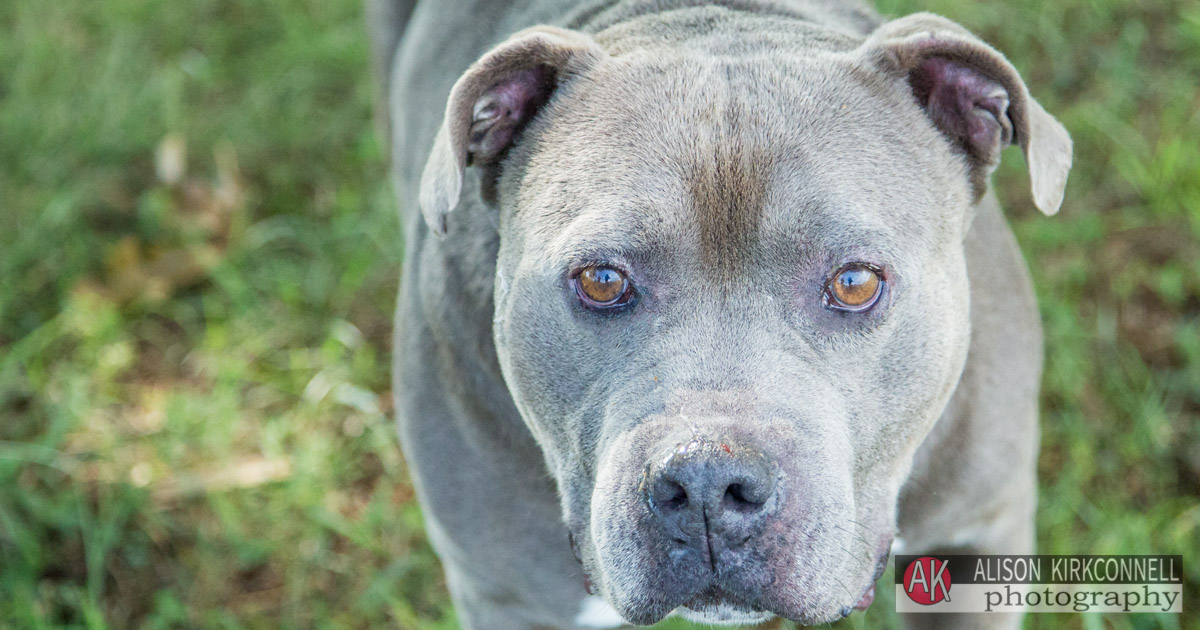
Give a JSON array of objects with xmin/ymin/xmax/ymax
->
[{"xmin": 368, "ymin": 0, "xmax": 1071, "ymax": 627}]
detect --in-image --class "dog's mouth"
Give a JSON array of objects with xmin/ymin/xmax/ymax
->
[
  {"xmin": 846, "ymin": 544, "xmax": 892, "ymax": 615},
  {"xmin": 589, "ymin": 532, "xmax": 895, "ymax": 626},
  {"xmin": 675, "ymin": 587, "xmax": 773, "ymax": 625},
  {"xmin": 582, "ymin": 421, "xmax": 899, "ymax": 626}
]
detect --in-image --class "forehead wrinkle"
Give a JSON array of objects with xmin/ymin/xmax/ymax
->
[
  {"xmin": 682, "ymin": 60, "xmax": 774, "ymax": 279},
  {"xmin": 531, "ymin": 199, "xmax": 680, "ymax": 274},
  {"xmin": 522, "ymin": 53, "xmax": 901, "ymax": 276}
]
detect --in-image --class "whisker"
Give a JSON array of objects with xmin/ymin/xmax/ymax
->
[
  {"xmin": 831, "ymin": 574, "xmax": 854, "ymax": 603},
  {"xmin": 834, "ymin": 536, "xmax": 872, "ymax": 570},
  {"xmin": 847, "ymin": 518, "xmax": 879, "ymax": 540},
  {"xmin": 833, "ymin": 522, "xmax": 873, "ymax": 552}
]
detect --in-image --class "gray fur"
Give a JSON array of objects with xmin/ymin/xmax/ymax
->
[{"xmin": 374, "ymin": 1, "xmax": 1070, "ymax": 627}]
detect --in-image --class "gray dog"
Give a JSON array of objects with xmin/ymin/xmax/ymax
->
[{"xmin": 368, "ymin": 0, "xmax": 1071, "ymax": 627}]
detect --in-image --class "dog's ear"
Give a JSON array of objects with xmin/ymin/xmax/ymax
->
[
  {"xmin": 862, "ymin": 13, "xmax": 1072, "ymax": 214},
  {"xmin": 419, "ymin": 26, "xmax": 603, "ymax": 235}
]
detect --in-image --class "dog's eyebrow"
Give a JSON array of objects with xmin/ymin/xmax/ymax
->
[{"xmin": 531, "ymin": 211, "xmax": 653, "ymax": 273}]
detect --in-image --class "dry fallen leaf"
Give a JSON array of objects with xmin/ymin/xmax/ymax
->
[
  {"xmin": 155, "ymin": 133, "xmax": 187, "ymax": 185},
  {"xmin": 151, "ymin": 456, "xmax": 293, "ymax": 502}
]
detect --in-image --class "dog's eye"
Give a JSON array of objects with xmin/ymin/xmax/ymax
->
[
  {"xmin": 824, "ymin": 263, "xmax": 883, "ymax": 312},
  {"xmin": 575, "ymin": 265, "xmax": 633, "ymax": 309}
]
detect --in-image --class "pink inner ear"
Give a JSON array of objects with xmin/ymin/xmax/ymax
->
[
  {"xmin": 466, "ymin": 65, "xmax": 556, "ymax": 165},
  {"xmin": 910, "ymin": 57, "xmax": 1012, "ymax": 162}
]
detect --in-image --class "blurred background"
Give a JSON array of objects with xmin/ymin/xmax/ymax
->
[{"xmin": 0, "ymin": 0, "xmax": 1196, "ymax": 628}]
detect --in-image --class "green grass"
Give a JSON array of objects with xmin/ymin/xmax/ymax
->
[{"xmin": 0, "ymin": 0, "xmax": 1196, "ymax": 628}]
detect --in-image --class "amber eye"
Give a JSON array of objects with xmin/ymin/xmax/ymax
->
[
  {"xmin": 825, "ymin": 263, "xmax": 883, "ymax": 312},
  {"xmin": 575, "ymin": 265, "xmax": 633, "ymax": 309}
]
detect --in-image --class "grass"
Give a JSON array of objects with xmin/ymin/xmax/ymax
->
[{"xmin": 0, "ymin": 0, "xmax": 1196, "ymax": 628}]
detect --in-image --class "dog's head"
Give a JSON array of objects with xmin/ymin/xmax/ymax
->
[{"xmin": 419, "ymin": 11, "xmax": 1069, "ymax": 626}]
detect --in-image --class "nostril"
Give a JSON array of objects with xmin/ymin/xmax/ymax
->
[
  {"xmin": 654, "ymin": 479, "xmax": 689, "ymax": 511},
  {"xmin": 722, "ymin": 481, "xmax": 770, "ymax": 513}
]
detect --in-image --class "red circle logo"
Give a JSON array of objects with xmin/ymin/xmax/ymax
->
[{"xmin": 903, "ymin": 557, "xmax": 952, "ymax": 605}]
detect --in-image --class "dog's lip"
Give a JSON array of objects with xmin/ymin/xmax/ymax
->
[
  {"xmin": 677, "ymin": 602, "xmax": 773, "ymax": 625},
  {"xmin": 846, "ymin": 537, "xmax": 892, "ymax": 615},
  {"xmin": 682, "ymin": 585, "xmax": 745, "ymax": 608},
  {"xmin": 853, "ymin": 584, "xmax": 876, "ymax": 611},
  {"xmin": 583, "ymin": 530, "xmax": 896, "ymax": 623},
  {"xmin": 678, "ymin": 586, "xmax": 767, "ymax": 621}
]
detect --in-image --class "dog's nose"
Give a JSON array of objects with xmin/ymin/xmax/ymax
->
[{"xmin": 644, "ymin": 438, "xmax": 780, "ymax": 552}]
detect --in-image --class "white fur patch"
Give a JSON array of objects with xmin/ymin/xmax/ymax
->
[
  {"xmin": 675, "ymin": 604, "xmax": 773, "ymax": 626},
  {"xmin": 573, "ymin": 596, "xmax": 627, "ymax": 628},
  {"xmin": 892, "ymin": 537, "xmax": 907, "ymax": 554}
]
